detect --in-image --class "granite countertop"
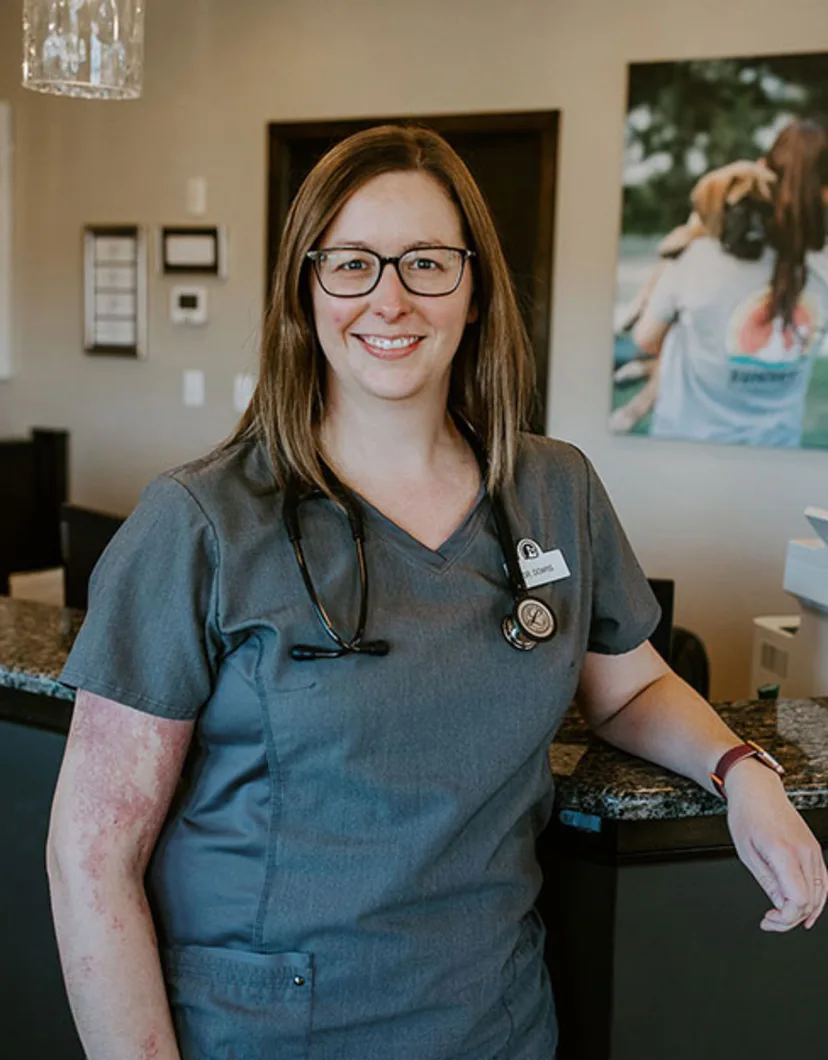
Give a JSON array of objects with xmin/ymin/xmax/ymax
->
[
  {"xmin": 2, "ymin": 595, "xmax": 828, "ymax": 823},
  {"xmin": 551, "ymin": 697, "xmax": 828, "ymax": 822},
  {"xmin": 0, "ymin": 596, "xmax": 82, "ymax": 702}
]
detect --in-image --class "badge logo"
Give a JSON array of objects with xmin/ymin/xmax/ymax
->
[{"xmin": 515, "ymin": 539, "xmax": 571, "ymax": 589}]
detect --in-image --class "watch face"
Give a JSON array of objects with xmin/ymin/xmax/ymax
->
[{"xmin": 748, "ymin": 740, "xmax": 785, "ymax": 775}]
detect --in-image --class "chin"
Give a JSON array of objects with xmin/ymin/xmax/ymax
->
[
  {"xmin": 360, "ymin": 379, "xmax": 431, "ymax": 403},
  {"xmin": 352, "ymin": 363, "xmax": 446, "ymax": 404}
]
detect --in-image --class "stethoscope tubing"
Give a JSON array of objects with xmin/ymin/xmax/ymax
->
[
  {"xmin": 284, "ymin": 477, "xmax": 389, "ymax": 660},
  {"xmin": 283, "ymin": 457, "xmax": 556, "ymax": 659}
]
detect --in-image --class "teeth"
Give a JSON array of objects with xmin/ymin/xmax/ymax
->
[{"xmin": 361, "ymin": 335, "xmax": 419, "ymax": 350}]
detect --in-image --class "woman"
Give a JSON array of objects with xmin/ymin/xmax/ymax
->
[
  {"xmin": 634, "ymin": 119, "xmax": 828, "ymax": 446},
  {"xmin": 47, "ymin": 125, "xmax": 825, "ymax": 1060}
]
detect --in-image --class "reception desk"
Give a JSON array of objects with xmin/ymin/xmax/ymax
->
[{"xmin": 1, "ymin": 596, "xmax": 826, "ymax": 1060}]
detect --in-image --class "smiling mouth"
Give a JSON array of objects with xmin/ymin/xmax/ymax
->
[{"xmin": 354, "ymin": 334, "xmax": 424, "ymax": 359}]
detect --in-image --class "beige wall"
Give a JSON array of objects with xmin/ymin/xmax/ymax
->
[{"xmin": 1, "ymin": 0, "xmax": 827, "ymax": 698}]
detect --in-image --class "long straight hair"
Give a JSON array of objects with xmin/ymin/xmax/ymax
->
[
  {"xmin": 764, "ymin": 119, "xmax": 828, "ymax": 325},
  {"xmin": 223, "ymin": 125, "xmax": 535, "ymax": 494}
]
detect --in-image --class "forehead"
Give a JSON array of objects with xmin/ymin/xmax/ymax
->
[{"xmin": 322, "ymin": 170, "xmax": 465, "ymax": 248}]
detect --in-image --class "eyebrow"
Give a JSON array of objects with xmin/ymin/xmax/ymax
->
[{"xmin": 322, "ymin": 239, "xmax": 453, "ymax": 252}]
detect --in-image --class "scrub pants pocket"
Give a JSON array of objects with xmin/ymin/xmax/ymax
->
[
  {"xmin": 163, "ymin": 945, "xmax": 314, "ymax": 1060},
  {"xmin": 501, "ymin": 910, "xmax": 557, "ymax": 1059}
]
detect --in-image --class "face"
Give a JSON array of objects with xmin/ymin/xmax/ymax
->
[{"xmin": 310, "ymin": 170, "xmax": 477, "ymax": 412}]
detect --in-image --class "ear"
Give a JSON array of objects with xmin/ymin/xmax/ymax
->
[
  {"xmin": 724, "ymin": 163, "xmax": 777, "ymax": 206},
  {"xmin": 725, "ymin": 173, "xmax": 751, "ymax": 206},
  {"xmin": 690, "ymin": 172, "xmax": 726, "ymax": 237},
  {"xmin": 466, "ymin": 299, "xmax": 479, "ymax": 325}
]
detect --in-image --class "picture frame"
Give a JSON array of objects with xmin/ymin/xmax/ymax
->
[
  {"xmin": 83, "ymin": 224, "xmax": 146, "ymax": 358},
  {"xmin": 160, "ymin": 225, "xmax": 224, "ymax": 276}
]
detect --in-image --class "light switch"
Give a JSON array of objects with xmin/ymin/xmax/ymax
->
[
  {"xmin": 186, "ymin": 176, "xmax": 208, "ymax": 217},
  {"xmin": 233, "ymin": 372, "xmax": 256, "ymax": 413},
  {"xmin": 183, "ymin": 369, "xmax": 205, "ymax": 407}
]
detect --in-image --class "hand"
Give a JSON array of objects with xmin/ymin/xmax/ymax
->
[{"xmin": 725, "ymin": 759, "xmax": 827, "ymax": 932}]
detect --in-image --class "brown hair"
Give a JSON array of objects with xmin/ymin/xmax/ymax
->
[
  {"xmin": 764, "ymin": 119, "xmax": 828, "ymax": 325},
  {"xmin": 223, "ymin": 124, "xmax": 535, "ymax": 494}
]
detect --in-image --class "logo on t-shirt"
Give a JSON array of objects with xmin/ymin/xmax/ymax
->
[
  {"xmin": 725, "ymin": 288, "xmax": 825, "ymax": 389},
  {"xmin": 726, "ymin": 288, "xmax": 823, "ymax": 367}
]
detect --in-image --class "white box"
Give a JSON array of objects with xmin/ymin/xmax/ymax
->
[
  {"xmin": 95, "ymin": 319, "xmax": 136, "ymax": 346},
  {"xmin": 95, "ymin": 291, "xmax": 136, "ymax": 317},
  {"xmin": 94, "ymin": 237, "xmax": 136, "ymax": 263},
  {"xmin": 95, "ymin": 265, "xmax": 136, "ymax": 291},
  {"xmin": 750, "ymin": 614, "xmax": 800, "ymax": 696}
]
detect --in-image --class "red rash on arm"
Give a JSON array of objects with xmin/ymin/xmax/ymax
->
[
  {"xmin": 140, "ymin": 1031, "xmax": 162, "ymax": 1059},
  {"xmin": 47, "ymin": 691, "xmax": 194, "ymax": 1060},
  {"xmin": 65, "ymin": 693, "xmax": 193, "ymax": 912}
]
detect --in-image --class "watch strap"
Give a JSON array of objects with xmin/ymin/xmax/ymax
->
[{"xmin": 710, "ymin": 740, "xmax": 785, "ymax": 799}]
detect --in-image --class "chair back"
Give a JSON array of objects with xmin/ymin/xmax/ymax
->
[{"xmin": 60, "ymin": 503, "xmax": 124, "ymax": 610}]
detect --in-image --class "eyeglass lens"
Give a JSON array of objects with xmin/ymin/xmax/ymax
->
[{"xmin": 313, "ymin": 247, "xmax": 466, "ymax": 296}]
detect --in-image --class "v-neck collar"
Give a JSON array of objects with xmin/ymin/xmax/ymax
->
[{"xmin": 355, "ymin": 482, "xmax": 489, "ymax": 573}]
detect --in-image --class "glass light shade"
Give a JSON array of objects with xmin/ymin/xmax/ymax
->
[{"xmin": 22, "ymin": 1, "xmax": 145, "ymax": 100}]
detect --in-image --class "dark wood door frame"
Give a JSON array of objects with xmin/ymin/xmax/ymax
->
[{"xmin": 266, "ymin": 111, "xmax": 559, "ymax": 429}]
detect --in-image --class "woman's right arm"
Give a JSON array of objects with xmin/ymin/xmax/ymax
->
[{"xmin": 47, "ymin": 689, "xmax": 195, "ymax": 1060}]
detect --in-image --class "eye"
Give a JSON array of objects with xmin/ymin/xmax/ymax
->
[
  {"xmin": 404, "ymin": 254, "xmax": 447, "ymax": 273},
  {"xmin": 333, "ymin": 254, "xmax": 371, "ymax": 273},
  {"xmin": 417, "ymin": 256, "xmax": 442, "ymax": 270}
]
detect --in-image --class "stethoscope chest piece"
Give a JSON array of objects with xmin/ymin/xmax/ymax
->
[{"xmin": 502, "ymin": 597, "xmax": 557, "ymax": 652}]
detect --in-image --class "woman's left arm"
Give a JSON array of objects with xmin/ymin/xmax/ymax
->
[
  {"xmin": 576, "ymin": 641, "xmax": 827, "ymax": 932},
  {"xmin": 631, "ymin": 309, "xmax": 672, "ymax": 356}
]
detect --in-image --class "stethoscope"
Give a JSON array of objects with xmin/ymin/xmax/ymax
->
[{"xmin": 282, "ymin": 449, "xmax": 558, "ymax": 661}]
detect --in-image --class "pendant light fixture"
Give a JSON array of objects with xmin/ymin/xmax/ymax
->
[{"xmin": 22, "ymin": 1, "xmax": 146, "ymax": 100}]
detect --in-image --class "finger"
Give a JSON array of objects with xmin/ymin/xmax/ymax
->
[
  {"xmin": 743, "ymin": 842, "xmax": 786, "ymax": 909},
  {"xmin": 755, "ymin": 841, "xmax": 810, "ymax": 917},
  {"xmin": 816, "ymin": 851, "xmax": 828, "ymax": 920},
  {"xmin": 804, "ymin": 848, "xmax": 822, "ymax": 926},
  {"xmin": 761, "ymin": 898, "xmax": 807, "ymax": 932},
  {"xmin": 805, "ymin": 850, "xmax": 828, "ymax": 929}
]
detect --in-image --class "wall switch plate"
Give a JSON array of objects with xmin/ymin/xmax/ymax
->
[
  {"xmin": 183, "ymin": 369, "xmax": 205, "ymax": 407},
  {"xmin": 186, "ymin": 177, "xmax": 208, "ymax": 217},
  {"xmin": 233, "ymin": 372, "xmax": 256, "ymax": 413}
]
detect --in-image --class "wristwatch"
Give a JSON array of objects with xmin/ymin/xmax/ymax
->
[{"xmin": 710, "ymin": 740, "xmax": 785, "ymax": 799}]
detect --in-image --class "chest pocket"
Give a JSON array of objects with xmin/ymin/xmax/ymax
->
[{"xmin": 164, "ymin": 945, "xmax": 314, "ymax": 1060}]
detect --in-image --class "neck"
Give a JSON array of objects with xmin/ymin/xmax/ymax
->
[{"xmin": 321, "ymin": 389, "xmax": 465, "ymax": 486}]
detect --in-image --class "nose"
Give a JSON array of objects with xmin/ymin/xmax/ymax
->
[{"xmin": 371, "ymin": 260, "xmax": 412, "ymax": 321}]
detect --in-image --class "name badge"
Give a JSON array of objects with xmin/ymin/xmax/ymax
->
[{"xmin": 516, "ymin": 538, "xmax": 571, "ymax": 589}]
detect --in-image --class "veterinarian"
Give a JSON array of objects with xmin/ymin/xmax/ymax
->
[
  {"xmin": 47, "ymin": 125, "xmax": 826, "ymax": 1060},
  {"xmin": 634, "ymin": 119, "xmax": 828, "ymax": 446}
]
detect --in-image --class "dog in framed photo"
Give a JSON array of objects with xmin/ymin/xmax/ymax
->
[{"xmin": 611, "ymin": 160, "xmax": 777, "ymax": 435}]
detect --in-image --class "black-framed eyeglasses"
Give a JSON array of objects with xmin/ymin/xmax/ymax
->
[{"xmin": 306, "ymin": 245, "xmax": 475, "ymax": 298}]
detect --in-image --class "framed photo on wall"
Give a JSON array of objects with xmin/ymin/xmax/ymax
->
[{"xmin": 611, "ymin": 51, "xmax": 828, "ymax": 450}]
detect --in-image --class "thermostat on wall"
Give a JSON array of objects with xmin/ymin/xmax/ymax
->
[{"xmin": 170, "ymin": 285, "xmax": 208, "ymax": 325}]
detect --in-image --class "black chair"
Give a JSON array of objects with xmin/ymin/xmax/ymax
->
[
  {"xmin": 647, "ymin": 577, "xmax": 710, "ymax": 699},
  {"xmin": 60, "ymin": 504, "xmax": 125, "ymax": 610},
  {"xmin": 0, "ymin": 429, "xmax": 68, "ymax": 595}
]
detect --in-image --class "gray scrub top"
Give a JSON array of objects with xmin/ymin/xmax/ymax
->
[{"xmin": 61, "ymin": 433, "xmax": 660, "ymax": 1060}]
